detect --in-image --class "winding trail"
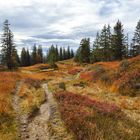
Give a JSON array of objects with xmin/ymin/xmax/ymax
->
[
  {"xmin": 27, "ymin": 83, "xmax": 73, "ymax": 140},
  {"xmin": 13, "ymin": 82, "xmax": 73, "ymax": 140},
  {"xmin": 26, "ymin": 84, "xmax": 50, "ymax": 140}
]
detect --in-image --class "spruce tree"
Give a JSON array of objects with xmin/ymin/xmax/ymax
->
[
  {"xmin": 70, "ymin": 49, "xmax": 74, "ymax": 58},
  {"xmin": 15, "ymin": 49, "xmax": 20, "ymax": 66},
  {"xmin": 36, "ymin": 45, "xmax": 43, "ymax": 63},
  {"xmin": 91, "ymin": 32, "xmax": 102, "ymax": 62},
  {"xmin": 37, "ymin": 45, "xmax": 43, "ymax": 63},
  {"xmin": 100, "ymin": 25, "xmax": 108, "ymax": 61},
  {"xmin": 21, "ymin": 47, "xmax": 27, "ymax": 66},
  {"xmin": 55, "ymin": 45, "xmax": 59, "ymax": 61},
  {"xmin": 131, "ymin": 20, "xmax": 140, "ymax": 56},
  {"xmin": 26, "ymin": 49, "xmax": 31, "ymax": 66},
  {"xmin": 107, "ymin": 25, "xmax": 113, "ymax": 60},
  {"xmin": 31, "ymin": 44, "xmax": 37, "ymax": 65},
  {"xmin": 75, "ymin": 38, "xmax": 90, "ymax": 63},
  {"xmin": 67, "ymin": 46, "xmax": 71, "ymax": 59},
  {"xmin": 98, "ymin": 25, "xmax": 112, "ymax": 61},
  {"xmin": 1, "ymin": 20, "xmax": 18, "ymax": 69},
  {"xmin": 112, "ymin": 20, "xmax": 126, "ymax": 60},
  {"xmin": 47, "ymin": 45, "xmax": 58, "ymax": 68},
  {"xmin": 59, "ymin": 47, "xmax": 63, "ymax": 60},
  {"xmin": 63, "ymin": 47, "xmax": 66, "ymax": 60}
]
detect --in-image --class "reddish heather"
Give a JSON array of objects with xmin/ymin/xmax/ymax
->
[
  {"xmin": 55, "ymin": 91, "xmax": 121, "ymax": 140},
  {"xmin": 92, "ymin": 61, "xmax": 119, "ymax": 70},
  {"xmin": 68, "ymin": 68, "xmax": 82, "ymax": 75},
  {"xmin": 115, "ymin": 69, "xmax": 140, "ymax": 95},
  {"xmin": 80, "ymin": 71, "xmax": 102, "ymax": 82},
  {"xmin": 80, "ymin": 71, "xmax": 94, "ymax": 81},
  {"xmin": 55, "ymin": 91, "xmax": 120, "ymax": 115},
  {"xmin": 129, "ymin": 55, "xmax": 140, "ymax": 63}
]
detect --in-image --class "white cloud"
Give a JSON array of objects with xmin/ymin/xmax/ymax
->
[{"xmin": 0, "ymin": 0, "xmax": 140, "ymax": 51}]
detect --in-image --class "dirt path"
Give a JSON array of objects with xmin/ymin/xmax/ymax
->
[
  {"xmin": 13, "ymin": 81, "xmax": 73, "ymax": 140},
  {"xmin": 27, "ymin": 83, "xmax": 73, "ymax": 140},
  {"xmin": 26, "ymin": 84, "xmax": 50, "ymax": 140}
]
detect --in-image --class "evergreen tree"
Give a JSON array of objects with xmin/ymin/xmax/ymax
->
[
  {"xmin": 36, "ymin": 45, "xmax": 43, "ymax": 63},
  {"xmin": 75, "ymin": 38, "xmax": 90, "ymax": 63},
  {"xmin": 21, "ymin": 47, "xmax": 27, "ymax": 66},
  {"xmin": 26, "ymin": 49, "xmax": 31, "ymax": 66},
  {"xmin": 99, "ymin": 25, "xmax": 110, "ymax": 61},
  {"xmin": 67, "ymin": 46, "xmax": 71, "ymax": 59},
  {"xmin": 125, "ymin": 33, "xmax": 129, "ymax": 58},
  {"xmin": 131, "ymin": 20, "xmax": 140, "ymax": 56},
  {"xmin": 15, "ymin": 49, "xmax": 20, "ymax": 66},
  {"xmin": 91, "ymin": 32, "xmax": 102, "ymax": 62},
  {"xmin": 47, "ymin": 45, "xmax": 58, "ymax": 68},
  {"xmin": 1, "ymin": 20, "xmax": 19, "ymax": 69},
  {"xmin": 96, "ymin": 25, "xmax": 112, "ymax": 61},
  {"xmin": 55, "ymin": 45, "xmax": 59, "ymax": 61},
  {"xmin": 106, "ymin": 25, "xmax": 113, "ymax": 60},
  {"xmin": 59, "ymin": 47, "xmax": 63, "ymax": 60},
  {"xmin": 70, "ymin": 49, "xmax": 74, "ymax": 58},
  {"xmin": 63, "ymin": 47, "xmax": 66, "ymax": 60},
  {"xmin": 112, "ymin": 20, "xmax": 127, "ymax": 60},
  {"xmin": 31, "ymin": 44, "xmax": 37, "ymax": 65}
]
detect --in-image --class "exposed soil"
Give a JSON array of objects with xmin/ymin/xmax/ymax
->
[{"xmin": 13, "ymin": 82, "xmax": 73, "ymax": 140}]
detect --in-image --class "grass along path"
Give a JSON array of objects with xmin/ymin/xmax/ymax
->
[
  {"xmin": 13, "ymin": 81, "xmax": 73, "ymax": 140},
  {"xmin": 12, "ymin": 80, "xmax": 29, "ymax": 139},
  {"xmin": 42, "ymin": 83, "xmax": 74, "ymax": 140}
]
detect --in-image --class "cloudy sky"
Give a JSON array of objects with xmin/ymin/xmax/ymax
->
[{"xmin": 0, "ymin": 0, "xmax": 140, "ymax": 52}]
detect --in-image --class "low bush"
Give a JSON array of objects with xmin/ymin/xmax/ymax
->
[
  {"xmin": 54, "ymin": 92, "xmax": 140, "ymax": 140},
  {"xmin": 58, "ymin": 82, "xmax": 66, "ymax": 90},
  {"xmin": 73, "ymin": 81, "xmax": 87, "ymax": 88},
  {"xmin": 116, "ymin": 70, "xmax": 140, "ymax": 96},
  {"xmin": 49, "ymin": 63, "xmax": 58, "ymax": 69},
  {"xmin": 94, "ymin": 65, "xmax": 105, "ymax": 74},
  {"xmin": 100, "ymin": 73, "xmax": 112, "ymax": 85},
  {"xmin": 119, "ymin": 59, "xmax": 130, "ymax": 72},
  {"xmin": 68, "ymin": 68, "xmax": 82, "ymax": 75},
  {"xmin": 25, "ymin": 78, "xmax": 41, "ymax": 89},
  {"xmin": 0, "ymin": 113, "xmax": 17, "ymax": 140}
]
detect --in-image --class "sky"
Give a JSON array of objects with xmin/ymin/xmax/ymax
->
[{"xmin": 0, "ymin": 0, "xmax": 140, "ymax": 52}]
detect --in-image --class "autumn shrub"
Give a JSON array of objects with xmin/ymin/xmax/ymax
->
[
  {"xmin": 119, "ymin": 59, "xmax": 130, "ymax": 71},
  {"xmin": 73, "ymin": 81, "xmax": 87, "ymax": 88},
  {"xmin": 100, "ymin": 73, "xmax": 112, "ymax": 85},
  {"xmin": 68, "ymin": 68, "xmax": 82, "ymax": 75},
  {"xmin": 116, "ymin": 70, "xmax": 140, "ymax": 96},
  {"xmin": 58, "ymin": 82, "xmax": 66, "ymax": 90},
  {"xmin": 94, "ymin": 65, "xmax": 105, "ymax": 73},
  {"xmin": 55, "ymin": 91, "xmax": 140, "ymax": 140},
  {"xmin": 25, "ymin": 78, "xmax": 41, "ymax": 89},
  {"xmin": 0, "ymin": 72, "xmax": 22, "ymax": 139},
  {"xmin": 80, "ymin": 71, "xmax": 94, "ymax": 81},
  {"xmin": 49, "ymin": 63, "xmax": 58, "ymax": 69}
]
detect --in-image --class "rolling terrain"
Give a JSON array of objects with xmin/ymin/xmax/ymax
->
[{"xmin": 0, "ymin": 55, "xmax": 140, "ymax": 140}]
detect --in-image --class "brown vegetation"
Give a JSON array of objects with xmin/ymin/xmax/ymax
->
[{"xmin": 55, "ymin": 91, "xmax": 140, "ymax": 140}]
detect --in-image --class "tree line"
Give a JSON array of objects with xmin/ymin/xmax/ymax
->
[
  {"xmin": 1, "ymin": 19, "xmax": 140, "ymax": 69},
  {"xmin": 0, "ymin": 20, "xmax": 74, "ymax": 69},
  {"xmin": 46, "ymin": 45, "xmax": 74, "ymax": 67},
  {"xmin": 75, "ymin": 20, "xmax": 140, "ymax": 63}
]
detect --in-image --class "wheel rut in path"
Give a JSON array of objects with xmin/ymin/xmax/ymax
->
[
  {"xmin": 17, "ymin": 84, "xmax": 73, "ymax": 140},
  {"xmin": 13, "ymin": 80, "xmax": 29, "ymax": 139}
]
